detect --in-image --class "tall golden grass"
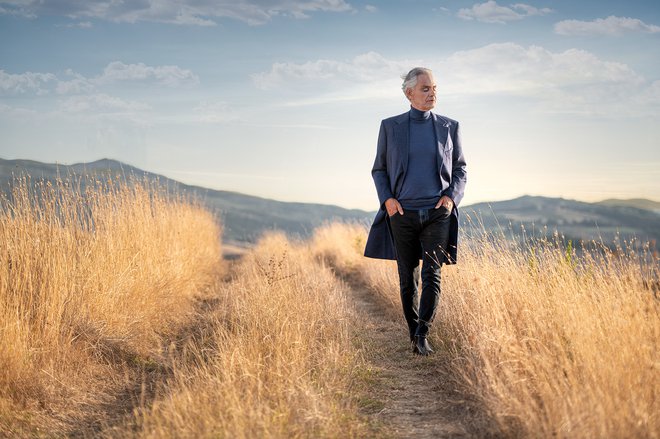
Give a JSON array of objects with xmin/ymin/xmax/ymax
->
[
  {"xmin": 310, "ymin": 221, "xmax": 659, "ymax": 438},
  {"xmin": 112, "ymin": 232, "xmax": 369, "ymax": 438},
  {"xmin": 2, "ymin": 178, "xmax": 372, "ymax": 438},
  {"xmin": 4, "ymin": 174, "xmax": 657, "ymax": 438},
  {"xmin": 0, "ymin": 177, "xmax": 222, "ymax": 435}
]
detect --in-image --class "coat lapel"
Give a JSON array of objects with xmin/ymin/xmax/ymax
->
[
  {"xmin": 394, "ymin": 112, "xmax": 410, "ymax": 177},
  {"xmin": 432, "ymin": 113, "xmax": 450, "ymax": 150}
]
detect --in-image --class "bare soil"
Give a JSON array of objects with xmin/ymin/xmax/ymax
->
[{"xmin": 338, "ymin": 269, "xmax": 496, "ymax": 439}]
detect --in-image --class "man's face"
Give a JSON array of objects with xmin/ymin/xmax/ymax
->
[{"xmin": 406, "ymin": 73, "xmax": 436, "ymax": 111}]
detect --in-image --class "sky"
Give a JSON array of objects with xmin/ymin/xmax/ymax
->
[{"xmin": 1, "ymin": 0, "xmax": 659, "ymax": 210}]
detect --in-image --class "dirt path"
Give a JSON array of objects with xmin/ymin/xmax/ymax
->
[
  {"xmin": 66, "ymin": 254, "xmax": 487, "ymax": 438},
  {"xmin": 339, "ymin": 270, "xmax": 489, "ymax": 439}
]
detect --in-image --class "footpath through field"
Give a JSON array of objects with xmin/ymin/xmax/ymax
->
[
  {"xmin": 337, "ymin": 269, "xmax": 489, "ymax": 439},
  {"xmin": 68, "ymin": 250, "xmax": 487, "ymax": 438}
]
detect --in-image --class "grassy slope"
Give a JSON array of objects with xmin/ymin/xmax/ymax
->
[
  {"xmin": 311, "ymin": 222, "xmax": 659, "ymax": 438},
  {"xmin": 3, "ymin": 172, "xmax": 658, "ymax": 437},
  {"xmin": 1, "ymin": 179, "xmax": 373, "ymax": 438},
  {"xmin": 0, "ymin": 177, "xmax": 222, "ymax": 436}
]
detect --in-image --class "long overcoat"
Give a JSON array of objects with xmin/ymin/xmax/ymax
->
[{"xmin": 364, "ymin": 110, "xmax": 467, "ymax": 264}]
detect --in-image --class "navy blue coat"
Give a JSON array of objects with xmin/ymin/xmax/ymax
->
[{"xmin": 364, "ymin": 110, "xmax": 467, "ymax": 264}]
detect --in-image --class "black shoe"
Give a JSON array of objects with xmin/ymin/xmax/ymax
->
[{"xmin": 413, "ymin": 336, "xmax": 433, "ymax": 356}]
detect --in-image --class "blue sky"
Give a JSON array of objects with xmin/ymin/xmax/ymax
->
[{"xmin": 1, "ymin": 0, "xmax": 659, "ymax": 210}]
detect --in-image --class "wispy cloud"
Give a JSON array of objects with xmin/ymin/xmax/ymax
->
[
  {"xmin": 60, "ymin": 94, "xmax": 150, "ymax": 114},
  {"xmin": 554, "ymin": 16, "xmax": 660, "ymax": 36},
  {"xmin": 0, "ymin": 0, "xmax": 354, "ymax": 26},
  {"xmin": 0, "ymin": 61, "xmax": 199, "ymax": 97},
  {"xmin": 0, "ymin": 103, "xmax": 38, "ymax": 117},
  {"xmin": 1, "ymin": 62, "xmax": 196, "ymax": 125},
  {"xmin": 98, "ymin": 61, "xmax": 199, "ymax": 86},
  {"xmin": 0, "ymin": 70, "xmax": 57, "ymax": 95},
  {"xmin": 441, "ymin": 43, "xmax": 642, "ymax": 94},
  {"xmin": 55, "ymin": 69, "xmax": 95, "ymax": 95},
  {"xmin": 438, "ymin": 42, "xmax": 653, "ymax": 116},
  {"xmin": 458, "ymin": 1, "xmax": 552, "ymax": 24},
  {"xmin": 252, "ymin": 51, "xmax": 414, "ymax": 90},
  {"xmin": 253, "ymin": 43, "xmax": 659, "ymax": 116},
  {"xmin": 56, "ymin": 21, "xmax": 93, "ymax": 28}
]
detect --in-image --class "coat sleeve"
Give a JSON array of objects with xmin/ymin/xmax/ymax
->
[
  {"xmin": 443, "ymin": 122, "xmax": 467, "ymax": 206},
  {"xmin": 371, "ymin": 120, "xmax": 394, "ymax": 207}
]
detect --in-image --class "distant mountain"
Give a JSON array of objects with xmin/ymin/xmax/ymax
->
[
  {"xmin": 597, "ymin": 198, "xmax": 660, "ymax": 213},
  {"xmin": 2, "ymin": 158, "xmax": 658, "ymax": 248},
  {"xmin": 463, "ymin": 195, "xmax": 660, "ymax": 246},
  {"xmin": 0, "ymin": 158, "xmax": 373, "ymax": 245}
]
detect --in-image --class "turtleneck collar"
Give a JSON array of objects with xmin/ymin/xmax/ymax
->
[{"xmin": 409, "ymin": 106, "xmax": 431, "ymax": 121}]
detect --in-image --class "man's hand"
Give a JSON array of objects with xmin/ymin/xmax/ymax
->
[
  {"xmin": 435, "ymin": 195, "xmax": 454, "ymax": 211},
  {"xmin": 385, "ymin": 198, "xmax": 404, "ymax": 217}
]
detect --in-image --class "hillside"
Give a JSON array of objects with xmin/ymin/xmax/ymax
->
[
  {"xmin": 2, "ymin": 158, "xmax": 658, "ymax": 247},
  {"xmin": 597, "ymin": 198, "xmax": 660, "ymax": 213},
  {"xmin": 0, "ymin": 158, "xmax": 372, "ymax": 244},
  {"xmin": 463, "ymin": 195, "xmax": 660, "ymax": 246}
]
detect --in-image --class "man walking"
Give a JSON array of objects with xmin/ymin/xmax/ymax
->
[{"xmin": 364, "ymin": 67, "xmax": 467, "ymax": 356}]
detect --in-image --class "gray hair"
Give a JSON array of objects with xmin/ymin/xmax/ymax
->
[{"xmin": 401, "ymin": 67, "xmax": 433, "ymax": 94}]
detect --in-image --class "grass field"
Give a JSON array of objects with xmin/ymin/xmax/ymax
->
[
  {"xmin": 1, "ymin": 180, "xmax": 658, "ymax": 437},
  {"xmin": 312, "ymin": 221, "xmax": 659, "ymax": 438},
  {"xmin": 0, "ymin": 177, "xmax": 222, "ymax": 436}
]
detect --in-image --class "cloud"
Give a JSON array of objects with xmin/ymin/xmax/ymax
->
[
  {"xmin": 98, "ymin": 61, "xmax": 199, "ymax": 86},
  {"xmin": 1, "ymin": 61, "xmax": 199, "ymax": 97},
  {"xmin": 253, "ymin": 43, "xmax": 659, "ymax": 116},
  {"xmin": 55, "ymin": 69, "xmax": 95, "ymax": 94},
  {"xmin": 0, "ymin": 2, "xmax": 36, "ymax": 18},
  {"xmin": 554, "ymin": 16, "xmax": 660, "ymax": 36},
  {"xmin": 457, "ymin": 1, "xmax": 552, "ymax": 24},
  {"xmin": 0, "ymin": 103, "xmax": 38, "ymax": 117},
  {"xmin": 0, "ymin": 0, "xmax": 354, "ymax": 26},
  {"xmin": 75, "ymin": 21, "xmax": 93, "ymax": 28},
  {"xmin": 364, "ymin": 5, "xmax": 377, "ymax": 13},
  {"xmin": 0, "ymin": 70, "xmax": 57, "ymax": 94},
  {"xmin": 56, "ymin": 20, "xmax": 93, "ymax": 28},
  {"xmin": 438, "ymin": 43, "xmax": 654, "ymax": 115},
  {"xmin": 1, "ymin": 62, "xmax": 195, "ymax": 124},
  {"xmin": 60, "ymin": 93, "xmax": 150, "ymax": 113},
  {"xmin": 252, "ymin": 51, "xmax": 415, "ymax": 89},
  {"xmin": 441, "ymin": 43, "xmax": 642, "ymax": 95}
]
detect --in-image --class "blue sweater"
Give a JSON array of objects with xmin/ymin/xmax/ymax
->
[{"xmin": 398, "ymin": 107, "xmax": 442, "ymax": 209}]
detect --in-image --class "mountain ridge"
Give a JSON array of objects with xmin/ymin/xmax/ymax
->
[
  {"xmin": 462, "ymin": 194, "xmax": 659, "ymax": 245},
  {"xmin": 0, "ymin": 157, "xmax": 373, "ymax": 244},
  {"xmin": 1, "ymin": 158, "xmax": 658, "ymax": 246}
]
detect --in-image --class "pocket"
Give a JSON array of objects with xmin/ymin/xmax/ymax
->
[{"xmin": 435, "ymin": 205, "xmax": 451, "ymax": 219}]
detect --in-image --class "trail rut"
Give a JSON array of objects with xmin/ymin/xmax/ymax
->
[{"xmin": 339, "ymin": 269, "xmax": 492, "ymax": 438}]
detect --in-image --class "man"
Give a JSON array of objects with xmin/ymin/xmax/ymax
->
[{"xmin": 364, "ymin": 67, "xmax": 467, "ymax": 356}]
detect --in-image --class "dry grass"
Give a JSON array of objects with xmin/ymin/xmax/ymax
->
[
  {"xmin": 311, "ymin": 222, "xmax": 400, "ymax": 318},
  {"xmin": 0, "ymin": 177, "xmax": 222, "ymax": 436},
  {"xmin": 310, "ymin": 221, "xmax": 659, "ymax": 438},
  {"xmin": 113, "ymin": 232, "xmax": 368, "ymax": 438},
  {"xmin": 4, "ymin": 177, "xmax": 657, "ymax": 438},
  {"xmin": 2, "ymin": 178, "xmax": 370, "ymax": 438}
]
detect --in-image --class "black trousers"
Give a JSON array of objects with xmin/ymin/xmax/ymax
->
[{"xmin": 388, "ymin": 208, "xmax": 451, "ymax": 339}]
